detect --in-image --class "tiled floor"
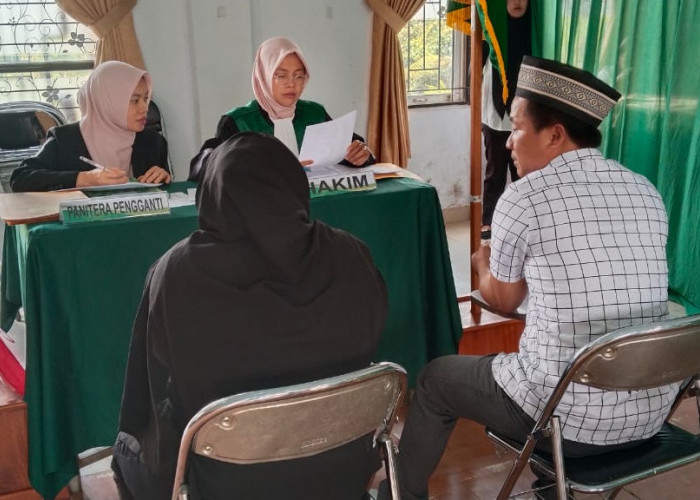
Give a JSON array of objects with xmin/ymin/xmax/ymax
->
[{"xmin": 444, "ymin": 218, "xmax": 471, "ymax": 298}]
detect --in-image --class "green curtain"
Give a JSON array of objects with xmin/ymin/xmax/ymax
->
[{"xmin": 531, "ymin": 0, "xmax": 700, "ymax": 313}]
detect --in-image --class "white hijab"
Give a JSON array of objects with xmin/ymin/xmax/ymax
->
[{"xmin": 251, "ymin": 37, "xmax": 309, "ymax": 156}]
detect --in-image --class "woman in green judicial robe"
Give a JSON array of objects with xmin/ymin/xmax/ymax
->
[{"xmin": 189, "ymin": 36, "xmax": 374, "ymax": 181}]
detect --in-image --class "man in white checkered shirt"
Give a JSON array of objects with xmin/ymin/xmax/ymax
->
[{"xmin": 385, "ymin": 56, "xmax": 680, "ymax": 500}]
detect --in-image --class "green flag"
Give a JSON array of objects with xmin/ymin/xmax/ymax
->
[
  {"xmin": 446, "ymin": 1, "xmax": 472, "ymax": 35},
  {"xmin": 476, "ymin": 0, "xmax": 509, "ymax": 105},
  {"xmin": 446, "ymin": 0, "xmax": 511, "ymax": 105}
]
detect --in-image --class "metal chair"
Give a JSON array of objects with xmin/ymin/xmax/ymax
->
[
  {"xmin": 144, "ymin": 99, "xmax": 172, "ymax": 173},
  {"xmin": 487, "ymin": 313, "xmax": 700, "ymax": 499},
  {"xmin": 172, "ymin": 361, "xmax": 407, "ymax": 500},
  {"xmin": 0, "ymin": 101, "xmax": 66, "ymax": 192},
  {"xmin": 146, "ymin": 99, "xmax": 166, "ymax": 137}
]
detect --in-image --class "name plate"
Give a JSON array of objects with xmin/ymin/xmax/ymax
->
[
  {"xmin": 308, "ymin": 170, "xmax": 376, "ymax": 197},
  {"xmin": 59, "ymin": 191, "xmax": 170, "ymax": 224}
]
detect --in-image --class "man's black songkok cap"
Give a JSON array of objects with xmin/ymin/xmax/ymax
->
[{"xmin": 516, "ymin": 56, "xmax": 621, "ymax": 127}]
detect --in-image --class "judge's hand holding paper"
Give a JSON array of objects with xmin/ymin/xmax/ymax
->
[{"xmin": 299, "ymin": 110, "xmax": 371, "ymax": 171}]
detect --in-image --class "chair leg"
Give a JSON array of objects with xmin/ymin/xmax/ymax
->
[
  {"xmin": 604, "ymin": 487, "xmax": 623, "ymax": 499},
  {"xmin": 497, "ymin": 434, "xmax": 540, "ymax": 500},
  {"xmin": 549, "ymin": 416, "xmax": 568, "ymax": 500},
  {"xmin": 378, "ymin": 431, "xmax": 401, "ymax": 500},
  {"xmin": 177, "ymin": 484, "xmax": 191, "ymax": 500}
]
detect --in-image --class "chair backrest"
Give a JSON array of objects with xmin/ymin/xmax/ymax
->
[
  {"xmin": 0, "ymin": 101, "xmax": 66, "ymax": 192},
  {"xmin": 0, "ymin": 101, "xmax": 66, "ymax": 155},
  {"xmin": 171, "ymin": 362, "xmax": 407, "ymax": 499},
  {"xmin": 146, "ymin": 99, "xmax": 165, "ymax": 137},
  {"xmin": 543, "ymin": 314, "xmax": 700, "ymax": 417},
  {"xmin": 144, "ymin": 99, "xmax": 172, "ymax": 173}
]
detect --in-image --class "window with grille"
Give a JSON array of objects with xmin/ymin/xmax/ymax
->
[
  {"xmin": 399, "ymin": 0, "xmax": 469, "ymax": 107},
  {"xmin": 0, "ymin": 0, "xmax": 96, "ymax": 122}
]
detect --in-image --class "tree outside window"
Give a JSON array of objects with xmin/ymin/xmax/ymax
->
[{"xmin": 399, "ymin": 0, "xmax": 469, "ymax": 106}]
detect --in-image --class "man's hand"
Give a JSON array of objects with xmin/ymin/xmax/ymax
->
[
  {"xmin": 471, "ymin": 242, "xmax": 527, "ymax": 313},
  {"xmin": 471, "ymin": 242, "xmax": 492, "ymax": 277},
  {"xmin": 138, "ymin": 166, "xmax": 171, "ymax": 184},
  {"xmin": 76, "ymin": 168, "xmax": 128, "ymax": 187}
]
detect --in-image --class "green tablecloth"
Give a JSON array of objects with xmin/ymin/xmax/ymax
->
[{"xmin": 0, "ymin": 178, "xmax": 461, "ymax": 498}]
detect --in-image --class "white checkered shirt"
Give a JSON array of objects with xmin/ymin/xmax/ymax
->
[{"xmin": 490, "ymin": 148, "xmax": 679, "ymax": 445}]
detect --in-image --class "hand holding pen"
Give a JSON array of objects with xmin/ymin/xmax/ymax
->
[{"xmin": 76, "ymin": 156, "xmax": 129, "ymax": 187}]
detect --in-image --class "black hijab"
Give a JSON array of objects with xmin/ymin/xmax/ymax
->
[
  {"xmin": 117, "ymin": 133, "xmax": 388, "ymax": 477},
  {"xmin": 491, "ymin": 2, "xmax": 532, "ymax": 118}
]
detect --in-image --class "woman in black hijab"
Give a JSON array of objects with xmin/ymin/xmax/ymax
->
[{"xmin": 112, "ymin": 132, "xmax": 388, "ymax": 499}]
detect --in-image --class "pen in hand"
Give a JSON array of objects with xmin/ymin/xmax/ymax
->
[
  {"xmin": 75, "ymin": 156, "xmax": 129, "ymax": 187},
  {"xmin": 79, "ymin": 156, "xmax": 105, "ymax": 171}
]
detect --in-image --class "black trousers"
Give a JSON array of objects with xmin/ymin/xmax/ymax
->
[
  {"xmin": 395, "ymin": 355, "xmax": 645, "ymax": 500},
  {"xmin": 112, "ymin": 432, "xmax": 175, "ymax": 500},
  {"xmin": 482, "ymin": 125, "xmax": 519, "ymax": 227}
]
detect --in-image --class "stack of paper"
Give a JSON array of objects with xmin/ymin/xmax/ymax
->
[{"xmin": 370, "ymin": 163, "xmax": 425, "ymax": 181}]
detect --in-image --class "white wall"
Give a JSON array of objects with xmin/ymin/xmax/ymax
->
[
  {"xmin": 407, "ymin": 105, "xmax": 472, "ymax": 209},
  {"xmin": 132, "ymin": 0, "xmax": 200, "ymax": 181},
  {"xmin": 132, "ymin": 0, "xmax": 471, "ymax": 209}
]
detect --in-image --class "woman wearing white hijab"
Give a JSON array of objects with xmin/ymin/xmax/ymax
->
[
  {"xmin": 189, "ymin": 37, "xmax": 374, "ymax": 181},
  {"xmin": 11, "ymin": 61, "xmax": 170, "ymax": 192}
]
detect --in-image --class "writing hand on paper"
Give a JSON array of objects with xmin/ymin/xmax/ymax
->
[
  {"xmin": 344, "ymin": 140, "xmax": 371, "ymax": 166},
  {"xmin": 76, "ymin": 167, "xmax": 128, "ymax": 187},
  {"xmin": 138, "ymin": 166, "xmax": 172, "ymax": 184}
]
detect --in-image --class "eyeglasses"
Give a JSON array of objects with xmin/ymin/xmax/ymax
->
[{"xmin": 273, "ymin": 73, "xmax": 307, "ymax": 86}]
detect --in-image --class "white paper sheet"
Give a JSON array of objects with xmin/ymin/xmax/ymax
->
[
  {"xmin": 168, "ymin": 191, "xmax": 196, "ymax": 208},
  {"xmin": 370, "ymin": 163, "xmax": 403, "ymax": 175},
  {"xmin": 306, "ymin": 164, "xmax": 368, "ymax": 179},
  {"xmin": 298, "ymin": 110, "xmax": 356, "ymax": 169},
  {"xmin": 77, "ymin": 181, "xmax": 163, "ymax": 192}
]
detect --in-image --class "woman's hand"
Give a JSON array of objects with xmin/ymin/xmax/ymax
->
[
  {"xmin": 138, "ymin": 166, "xmax": 172, "ymax": 184},
  {"xmin": 76, "ymin": 168, "xmax": 128, "ymax": 187},
  {"xmin": 344, "ymin": 140, "xmax": 372, "ymax": 166}
]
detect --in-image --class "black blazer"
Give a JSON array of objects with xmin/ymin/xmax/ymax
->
[
  {"xmin": 188, "ymin": 108, "xmax": 374, "ymax": 182},
  {"xmin": 10, "ymin": 122, "xmax": 169, "ymax": 192}
]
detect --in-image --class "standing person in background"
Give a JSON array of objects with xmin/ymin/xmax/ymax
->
[
  {"xmin": 10, "ymin": 61, "xmax": 170, "ymax": 192},
  {"xmin": 189, "ymin": 36, "xmax": 374, "ymax": 181},
  {"xmin": 480, "ymin": 0, "xmax": 531, "ymax": 240}
]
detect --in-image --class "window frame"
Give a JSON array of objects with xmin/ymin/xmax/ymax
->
[
  {"xmin": 0, "ymin": 0, "xmax": 96, "ymax": 122},
  {"xmin": 401, "ymin": 0, "xmax": 470, "ymax": 108}
]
